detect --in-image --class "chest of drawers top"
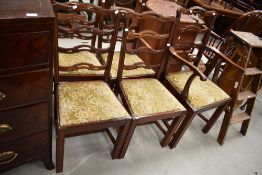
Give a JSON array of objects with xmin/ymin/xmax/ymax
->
[
  {"xmin": 0, "ymin": 0, "xmax": 55, "ymax": 23},
  {"xmin": 0, "ymin": 0, "xmax": 56, "ymax": 75}
]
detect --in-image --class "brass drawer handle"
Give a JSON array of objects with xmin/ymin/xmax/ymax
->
[
  {"xmin": 0, "ymin": 91, "xmax": 6, "ymax": 101},
  {"xmin": 0, "ymin": 151, "xmax": 18, "ymax": 164},
  {"xmin": 0, "ymin": 124, "xmax": 13, "ymax": 135}
]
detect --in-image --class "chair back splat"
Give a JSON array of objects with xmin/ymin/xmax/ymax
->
[
  {"xmin": 117, "ymin": 11, "xmax": 176, "ymax": 82},
  {"xmin": 53, "ymin": 2, "xmax": 120, "ymax": 83},
  {"xmin": 170, "ymin": 8, "xmax": 218, "ymax": 70}
]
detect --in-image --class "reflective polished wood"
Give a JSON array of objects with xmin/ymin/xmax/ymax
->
[
  {"xmin": 138, "ymin": 0, "xmax": 205, "ymax": 71},
  {"xmin": 0, "ymin": 0, "xmax": 55, "ymax": 173},
  {"xmin": 192, "ymin": 0, "xmax": 245, "ymax": 17},
  {"xmin": 146, "ymin": 0, "xmax": 195, "ymax": 23}
]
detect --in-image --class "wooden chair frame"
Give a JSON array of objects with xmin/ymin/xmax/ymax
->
[
  {"xmin": 114, "ymin": 11, "xmax": 186, "ymax": 158},
  {"xmin": 159, "ymin": 8, "xmax": 242, "ymax": 148},
  {"xmin": 53, "ymin": 3, "xmax": 131, "ymax": 172},
  {"xmin": 169, "ymin": 8, "xmax": 218, "ymax": 69},
  {"xmin": 161, "ymin": 45, "xmax": 245, "ymax": 148}
]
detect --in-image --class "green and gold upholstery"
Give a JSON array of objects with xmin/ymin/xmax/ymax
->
[
  {"xmin": 166, "ymin": 71, "xmax": 230, "ymax": 109},
  {"xmin": 102, "ymin": 52, "xmax": 155, "ymax": 79},
  {"xmin": 59, "ymin": 51, "xmax": 104, "ymax": 75},
  {"xmin": 58, "ymin": 81, "xmax": 129, "ymax": 126},
  {"xmin": 121, "ymin": 78, "xmax": 185, "ymax": 116}
]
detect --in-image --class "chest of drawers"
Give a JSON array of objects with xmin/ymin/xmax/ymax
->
[{"xmin": 0, "ymin": 0, "xmax": 55, "ymax": 172}]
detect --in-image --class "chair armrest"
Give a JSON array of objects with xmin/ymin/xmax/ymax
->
[
  {"xmin": 169, "ymin": 47, "xmax": 207, "ymax": 81},
  {"xmin": 204, "ymin": 45, "xmax": 245, "ymax": 73}
]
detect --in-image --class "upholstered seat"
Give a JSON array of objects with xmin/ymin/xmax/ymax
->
[
  {"xmin": 102, "ymin": 52, "xmax": 155, "ymax": 79},
  {"xmin": 59, "ymin": 51, "xmax": 104, "ymax": 75},
  {"xmin": 58, "ymin": 81, "xmax": 129, "ymax": 126},
  {"xmin": 121, "ymin": 78, "xmax": 185, "ymax": 116},
  {"xmin": 166, "ymin": 71, "xmax": 230, "ymax": 109}
]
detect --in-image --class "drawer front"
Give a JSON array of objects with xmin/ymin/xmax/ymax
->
[
  {"xmin": 0, "ymin": 31, "xmax": 51, "ymax": 71},
  {"xmin": 0, "ymin": 69, "xmax": 51, "ymax": 110},
  {"xmin": 0, "ymin": 131, "xmax": 49, "ymax": 171},
  {"xmin": 0, "ymin": 102, "xmax": 49, "ymax": 143}
]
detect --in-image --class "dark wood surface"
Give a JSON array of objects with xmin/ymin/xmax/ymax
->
[
  {"xmin": 0, "ymin": 0, "xmax": 55, "ymax": 172},
  {"xmin": 0, "ymin": 0, "xmax": 54, "ymax": 20},
  {"xmin": 139, "ymin": 0, "xmax": 205, "ymax": 71},
  {"xmin": 146, "ymin": 0, "xmax": 196, "ymax": 23},
  {"xmin": 192, "ymin": 0, "xmax": 244, "ymax": 17}
]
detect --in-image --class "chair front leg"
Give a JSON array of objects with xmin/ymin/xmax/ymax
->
[
  {"xmin": 118, "ymin": 118, "xmax": 137, "ymax": 159},
  {"xmin": 202, "ymin": 102, "xmax": 229, "ymax": 133},
  {"xmin": 217, "ymin": 105, "xmax": 235, "ymax": 145},
  {"xmin": 160, "ymin": 113, "xmax": 185, "ymax": 147},
  {"xmin": 56, "ymin": 129, "xmax": 65, "ymax": 173},
  {"xmin": 169, "ymin": 111, "xmax": 197, "ymax": 149},
  {"xmin": 111, "ymin": 119, "xmax": 131, "ymax": 159}
]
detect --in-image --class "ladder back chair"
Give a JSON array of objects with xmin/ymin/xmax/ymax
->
[
  {"xmin": 169, "ymin": 8, "xmax": 218, "ymax": 73},
  {"xmin": 115, "ymin": 11, "xmax": 186, "ymax": 158},
  {"xmin": 53, "ymin": 2, "xmax": 131, "ymax": 172},
  {"xmin": 160, "ymin": 8, "xmax": 237, "ymax": 149}
]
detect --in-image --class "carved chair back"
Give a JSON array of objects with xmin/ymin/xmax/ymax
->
[
  {"xmin": 171, "ymin": 8, "xmax": 217, "ymax": 67},
  {"xmin": 53, "ymin": 2, "xmax": 120, "ymax": 83},
  {"xmin": 116, "ymin": 11, "xmax": 176, "ymax": 82}
]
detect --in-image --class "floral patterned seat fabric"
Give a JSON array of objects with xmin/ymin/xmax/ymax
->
[
  {"xmin": 166, "ymin": 71, "xmax": 230, "ymax": 109},
  {"xmin": 121, "ymin": 78, "xmax": 185, "ymax": 116},
  {"xmin": 58, "ymin": 81, "xmax": 129, "ymax": 126}
]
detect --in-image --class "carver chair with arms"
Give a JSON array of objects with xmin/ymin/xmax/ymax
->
[
  {"xmin": 160, "ymin": 8, "xmax": 245, "ymax": 149},
  {"xmin": 53, "ymin": 2, "xmax": 131, "ymax": 173},
  {"xmin": 114, "ymin": 11, "xmax": 186, "ymax": 158}
]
